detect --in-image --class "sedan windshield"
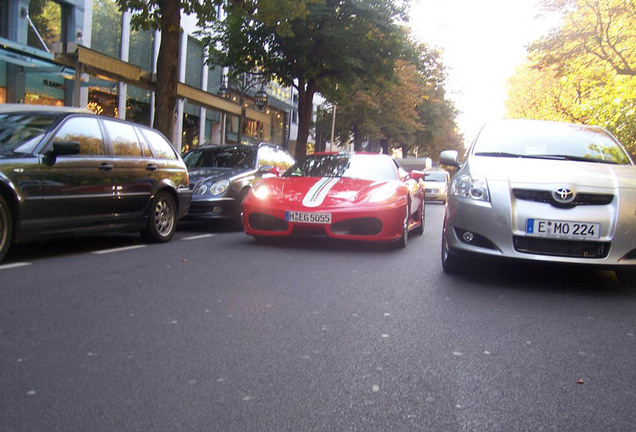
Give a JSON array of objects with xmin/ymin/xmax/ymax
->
[
  {"xmin": 425, "ymin": 171, "xmax": 447, "ymax": 182},
  {"xmin": 184, "ymin": 146, "xmax": 257, "ymax": 170},
  {"xmin": 0, "ymin": 113, "xmax": 58, "ymax": 154},
  {"xmin": 284, "ymin": 154, "xmax": 399, "ymax": 181},
  {"xmin": 473, "ymin": 120, "xmax": 632, "ymax": 165}
]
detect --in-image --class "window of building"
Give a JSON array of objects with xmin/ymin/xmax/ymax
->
[
  {"xmin": 91, "ymin": 0, "xmax": 122, "ymax": 58},
  {"xmin": 27, "ymin": 0, "xmax": 63, "ymax": 52},
  {"xmin": 129, "ymin": 28, "xmax": 154, "ymax": 71},
  {"xmin": 185, "ymin": 36, "xmax": 203, "ymax": 88}
]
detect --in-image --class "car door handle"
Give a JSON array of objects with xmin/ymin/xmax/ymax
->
[
  {"xmin": 99, "ymin": 163, "xmax": 114, "ymax": 171},
  {"xmin": 146, "ymin": 164, "xmax": 158, "ymax": 171}
]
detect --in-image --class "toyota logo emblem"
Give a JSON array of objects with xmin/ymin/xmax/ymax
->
[{"xmin": 552, "ymin": 187, "xmax": 575, "ymax": 203}]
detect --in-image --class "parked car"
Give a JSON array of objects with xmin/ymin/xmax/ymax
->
[
  {"xmin": 183, "ymin": 142, "xmax": 295, "ymax": 228},
  {"xmin": 440, "ymin": 118, "xmax": 636, "ymax": 285},
  {"xmin": 0, "ymin": 104, "xmax": 192, "ymax": 263},
  {"xmin": 423, "ymin": 169, "xmax": 450, "ymax": 203},
  {"xmin": 243, "ymin": 152, "xmax": 426, "ymax": 248}
]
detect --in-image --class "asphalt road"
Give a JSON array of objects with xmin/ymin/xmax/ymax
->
[{"xmin": 1, "ymin": 204, "xmax": 635, "ymax": 431}]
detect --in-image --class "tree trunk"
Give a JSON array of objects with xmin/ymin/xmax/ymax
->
[
  {"xmin": 295, "ymin": 78, "xmax": 316, "ymax": 160},
  {"xmin": 154, "ymin": 0, "xmax": 181, "ymax": 147}
]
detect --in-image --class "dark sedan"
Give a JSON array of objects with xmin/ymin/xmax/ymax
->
[
  {"xmin": 0, "ymin": 104, "xmax": 191, "ymax": 263},
  {"xmin": 183, "ymin": 142, "xmax": 294, "ymax": 228}
]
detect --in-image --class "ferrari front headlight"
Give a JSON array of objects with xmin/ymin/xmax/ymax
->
[
  {"xmin": 451, "ymin": 174, "xmax": 490, "ymax": 202},
  {"xmin": 252, "ymin": 183, "xmax": 270, "ymax": 200},
  {"xmin": 369, "ymin": 184, "xmax": 399, "ymax": 203}
]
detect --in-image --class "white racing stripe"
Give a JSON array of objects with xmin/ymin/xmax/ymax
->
[
  {"xmin": 302, "ymin": 177, "xmax": 339, "ymax": 208},
  {"xmin": 92, "ymin": 245, "xmax": 146, "ymax": 255}
]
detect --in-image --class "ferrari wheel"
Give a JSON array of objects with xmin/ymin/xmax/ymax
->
[
  {"xmin": 0, "ymin": 196, "xmax": 12, "ymax": 263},
  {"xmin": 412, "ymin": 201, "xmax": 424, "ymax": 236},
  {"xmin": 141, "ymin": 191, "xmax": 177, "ymax": 243},
  {"xmin": 395, "ymin": 205, "xmax": 409, "ymax": 249}
]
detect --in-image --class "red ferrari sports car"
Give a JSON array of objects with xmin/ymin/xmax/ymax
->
[{"xmin": 242, "ymin": 152, "xmax": 426, "ymax": 247}]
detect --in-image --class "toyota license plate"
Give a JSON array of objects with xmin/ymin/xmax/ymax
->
[
  {"xmin": 286, "ymin": 211, "xmax": 332, "ymax": 224},
  {"xmin": 526, "ymin": 219, "xmax": 600, "ymax": 239}
]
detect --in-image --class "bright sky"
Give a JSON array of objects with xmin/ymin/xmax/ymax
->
[{"xmin": 409, "ymin": 0, "xmax": 558, "ymax": 146}]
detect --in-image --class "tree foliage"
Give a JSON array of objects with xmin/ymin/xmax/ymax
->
[
  {"xmin": 506, "ymin": 0, "xmax": 636, "ymax": 157},
  {"xmin": 202, "ymin": 0, "xmax": 409, "ymax": 159},
  {"xmin": 319, "ymin": 40, "xmax": 462, "ymax": 159}
]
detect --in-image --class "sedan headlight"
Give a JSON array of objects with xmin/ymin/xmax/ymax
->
[
  {"xmin": 209, "ymin": 179, "xmax": 230, "ymax": 196},
  {"xmin": 451, "ymin": 174, "xmax": 490, "ymax": 202}
]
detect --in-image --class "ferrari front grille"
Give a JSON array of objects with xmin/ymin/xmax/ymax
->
[
  {"xmin": 248, "ymin": 213, "xmax": 288, "ymax": 232},
  {"xmin": 331, "ymin": 217, "xmax": 383, "ymax": 236},
  {"xmin": 513, "ymin": 189, "xmax": 614, "ymax": 209},
  {"xmin": 513, "ymin": 236, "xmax": 610, "ymax": 258}
]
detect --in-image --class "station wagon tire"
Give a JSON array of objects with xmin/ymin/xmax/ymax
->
[
  {"xmin": 615, "ymin": 267, "xmax": 636, "ymax": 287},
  {"xmin": 141, "ymin": 191, "xmax": 177, "ymax": 243},
  {"xmin": 0, "ymin": 196, "xmax": 12, "ymax": 263}
]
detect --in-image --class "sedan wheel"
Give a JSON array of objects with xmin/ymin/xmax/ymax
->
[
  {"xmin": 141, "ymin": 191, "xmax": 177, "ymax": 243},
  {"xmin": 441, "ymin": 221, "xmax": 463, "ymax": 274},
  {"xmin": 0, "ymin": 196, "xmax": 12, "ymax": 263}
]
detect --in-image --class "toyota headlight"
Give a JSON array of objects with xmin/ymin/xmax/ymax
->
[
  {"xmin": 209, "ymin": 179, "xmax": 230, "ymax": 196},
  {"xmin": 451, "ymin": 174, "xmax": 490, "ymax": 202}
]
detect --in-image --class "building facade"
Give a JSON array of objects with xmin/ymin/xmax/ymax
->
[{"xmin": 0, "ymin": 0, "xmax": 304, "ymax": 153}]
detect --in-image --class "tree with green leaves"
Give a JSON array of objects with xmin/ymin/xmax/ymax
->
[
  {"xmin": 203, "ymin": 0, "xmax": 409, "ymax": 159},
  {"xmin": 506, "ymin": 0, "xmax": 636, "ymax": 157}
]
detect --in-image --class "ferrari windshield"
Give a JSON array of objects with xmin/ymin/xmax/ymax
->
[
  {"xmin": 184, "ymin": 146, "xmax": 257, "ymax": 170},
  {"xmin": 285, "ymin": 153, "xmax": 399, "ymax": 181},
  {"xmin": 473, "ymin": 120, "xmax": 633, "ymax": 165},
  {"xmin": 0, "ymin": 113, "xmax": 58, "ymax": 154}
]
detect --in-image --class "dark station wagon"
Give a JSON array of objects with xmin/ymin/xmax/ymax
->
[{"xmin": 0, "ymin": 104, "xmax": 192, "ymax": 263}]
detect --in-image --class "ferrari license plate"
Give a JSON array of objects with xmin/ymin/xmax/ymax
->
[
  {"xmin": 526, "ymin": 219, "xmax": 600, "ymax": 239},
  {"xmin": 286, "ymin": 211, "xmax": 332, "ymax": 224}
]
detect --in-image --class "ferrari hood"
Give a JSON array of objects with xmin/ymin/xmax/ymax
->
[
  {"xmin": 268, "ymin": 176, "xmax": 388, "ymax": 208},
  {"xmin": 468, "ymin": 156, "xmax": 636, "ymax": 190}
]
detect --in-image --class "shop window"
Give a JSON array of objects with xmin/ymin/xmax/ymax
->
[
  {"xmin": 126, "ymin": 86, "xmax": 152, "ymax": 125},
  {"xmin": 91, "ymin": 0, "xmax": 122, "ymax": 58},
  {"xmin": 27, "ymin": 0, "xmax": 63, "ymax": 52}
]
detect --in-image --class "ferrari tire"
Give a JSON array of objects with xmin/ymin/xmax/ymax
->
[
  {"xmin": 141, "ymin": 191, "xmax": 177, "ymax": 243},
  {"xmin": 412, "ymin": 202, "xmax": 424, "ymax": 236},
  {"xmin": 395, "ymin": 206, "xmax": 409, "ymax": 249},
  {"xmin": 0, "ymin": 196, "xmax": 12, "ymax": 264}
]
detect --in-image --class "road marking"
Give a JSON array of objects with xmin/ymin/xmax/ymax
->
[
  {"xmin": 181, "ymin": 234, "xmax": 216, "ymax": 241},
  {"xmin": 0, "ymin": 262, "xmax": 31, "ymax": 270},
  {"xmin": 92, "ymin": 245, "xmax": 146, "ymax": 255}
]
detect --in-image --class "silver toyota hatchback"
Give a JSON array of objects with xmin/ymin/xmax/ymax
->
[{"xmin": 440, "ymin": 119, "xmax": 636, "ymax": 286}]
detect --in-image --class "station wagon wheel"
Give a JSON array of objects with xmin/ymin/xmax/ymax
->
[
  {"xmin": 141, "ymin": 191, "xmax": 177, "ymax": 243},
  {"xmin": 0, "ymin": 196, "xmax": 12, "ymax": 263}
]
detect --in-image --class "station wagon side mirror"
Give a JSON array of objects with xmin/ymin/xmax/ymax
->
[
  {"xmin": 439, "ymin": 150, "xmax": 459, "ymax": 168},
  {"xmin": 51, "ymin": 141, "xmax": 81, "ymax": 156}
]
